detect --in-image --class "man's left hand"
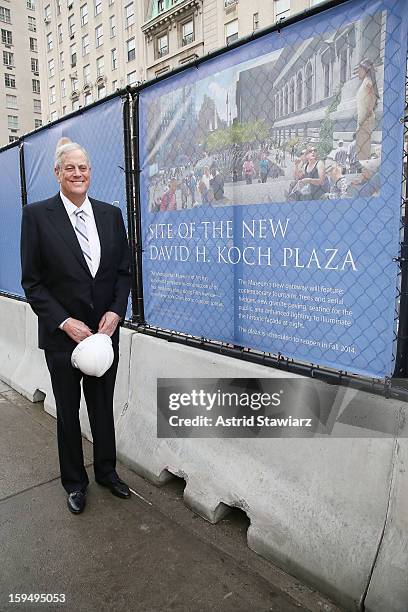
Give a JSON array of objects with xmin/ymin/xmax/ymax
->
[{"xmin": 98, "ymin": 311, "xmax": 121, "ymax": 336}]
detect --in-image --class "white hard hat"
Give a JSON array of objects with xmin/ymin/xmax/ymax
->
[{"xmin": 71, "ymin": 333, "xmax": 114, "ymax": 377}]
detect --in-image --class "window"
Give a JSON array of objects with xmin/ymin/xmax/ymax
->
[
  {"xmin": 30, "ymin": 37, "xmax": 37, "ymax": 52},
  {"xmin": 35, "ymin": 119, "xmax": 42, "ymax": 128},
  {"xmin": 3, "ymin": 51, "xmax": 13, "ymax": 66},
  {"xmin": 274, "ymin": 0, "xmax": 290, "ymax": 20},
  {"xmin": 33, "ymin": 98, "xmax": 41, "ymax": 112},
  {"xmin": 9, "ymin": 136, "xmax": 19, "ymax": 143},
  {"xmin": 157, "ymin": 33, "xmax": 168, "ymax": 57},
  {"xmin": 82, "ymin": 33, "xmax": 90, "ymax": 55},
  {"xmin": 59, "ymin": 50, "xmax": 64, "ymax": 68},
  {"xmin": 48, "ymin": 58, "xmax": 55, "ymax": 77},
  {"xmin": 70, "ymin": 42, "xmax": 76, "ymax": 66},
  {"xmin": 28, "ymin": 16, "xmax": 36, "ymax": 31},
  {"xmin": 1, "ymin": 29, "xmax": 12, "ymax": 44},
  {"xmin": 109, "ymin": 15, "xmax": 116, "ymax": 37},
  {"xmin": 8, "ymin": 115, "xmax": 18, "ymax": 130},
  {"xmin": 6, "ymin": 94, "xmax": 17, "ymax": 109},
  {"xmin": 124, "ymin": 3, "xmax": 134, "ymax": 28},
  {"xmin": 83, "ymin": 63, "xmax": 90, "ymax": 84},
  {"xmin": 158, "ymin": 0, "xmax": 164, "ymax": 12},
  {"xmin": 71, "ymin": 76, "xmax": 78, "ymax": 92},
  {"xmin": 323, "ymin": 62, "xmax": 331, "ymax": 98},
  {"xmin": 58, "ymin": 23, "xmax": 62, "ymax": 43},
  {"xmin": 112, "ymin": 79, "xmax": 117, "ymax": 91},
  {"xmin": 50, "ymin": 110, "xmax": 58, "ymax": 121},
  {"xmin": 62, "ymin": 105, "xmax": 66, "ymax": 115},
  {"xmin": 80, "ymin": 3, "xmax": 88, "ymax": 26},
  {"xmin": 127, "ymin": 70, "xmax": 136, "ymax": 86},
  {"xmin": 305, "ymin": 62, "xmax": 313, "ymax": 106},
  {"xmin": 181, "ymin": 20, "xmax": 193, "ymax": 46},
  {"xmin": 289, "ymin": 79, "xmax": 294, "ymax": 113},
  {"xmin": 111, "ymin": 47, "xmax": 117, "ymax": 69},
  {"xmin": 339, "ymin": 48, "xmax": 348, "ymax": 86},
  {"xmin": 31, "ymin": 57, "xmax": 39, "ymax": 72},
  {"xmin": 72, "ymin": 98, "xmax": 79, "ymax": 111},
  {"xmin": 32, "ymin": 78, "xmax": 40, "ymax": 93},
  {"xmin": 61, "ymin": 78, "xmax": 66, "ymax": 97},
  {"xmin": 27, "ymin": 0, "xmax": 36, "ymax": 9},
  {"xmin": 225, "ymin": 19, "xmax": 238, "ymax": 45},
  {"xmin": 109, "ymin": 0, "xmax": 114, "ymax": 4},
  {"xmin": 126, "ymin": 37, "xmax": 135, "ymax": 61},
  {"xmin": 68, "ymin": 15, "xmax": 75, "ymax": 37},
  {"xmin": 253, "ymin": 12, "xmax": 259, "ymax": 30},
  {"xmin": 296, "ymin": 71, "xmax": 303, "ymax": 110},
  {"xmin": 49, "ymin": 85, "xmax": 56, "ymax": 104},
  {"xmin": 94, "ymin": 0, "xmax": 102, "ymax": 15},
  {"xmin": 84, "ymin": 90, "xmax": 92, "ymax": 105},
  {"xmin": 95, "ymin": 24, "xmax": 103, "ymax": 47},
  {"xmin": 0, "ymin": 7, "xmax": 11, "ymax": 23},
  {"xmin": 46, "ymin": 32, "xmax": 53, "ymax": 51},
  {"xmin": 44, "ymin": 4, "xmax": 51, "ymax": 21},
  {"xmin": 5, "ymin": 73, "xmax": 15, "ymax": 88},
  {"xmin": 96, "ymin": 55, "xmax": 104, "ymax": 76},
  {"xmin": 56, "ymin": 0, "xmax": 61, "ymax": 15},
  {"xmin": 97, "ymin": 82, "xmax": 106, "ymax": 99}
]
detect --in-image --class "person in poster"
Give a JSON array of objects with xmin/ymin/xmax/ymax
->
[{"xmin": 355, "ymin": 58, "xmax": 380, "ymax": 161}]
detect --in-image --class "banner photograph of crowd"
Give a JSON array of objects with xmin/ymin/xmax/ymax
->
[{"xmin": 144, "ymin": 9, "xmax": 385, "ymax": 212}]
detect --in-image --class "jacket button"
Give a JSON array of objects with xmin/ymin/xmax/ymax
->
[{"xmin": 89, "ymin": 303, "xmax": 94, "ymax": 309}]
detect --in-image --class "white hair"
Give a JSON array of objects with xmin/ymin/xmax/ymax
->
[{"xmin": 54, "ymin": 142, "xmax": 91, "ymax": 170}]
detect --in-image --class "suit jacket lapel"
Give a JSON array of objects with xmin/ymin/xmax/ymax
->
[
  {"xmin": 46, "ymin": 194, "xmax": 92, "ymax": 276},
  {"xmin": 90, "ymin": 197, "xmax": 109, "ymax": 277}
]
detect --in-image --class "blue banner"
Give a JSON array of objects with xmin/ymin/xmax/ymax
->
[
  {"xmin": 139, "ymin": 0, "xmax": 408, "ymax": 378},
  {"xmin": 0, "ymin": 145, "xmax": 23, "ymax": 296},
  {"xmin": 23, "ymin": 95, "xmax": 131, "ymax": 318},
  {"xmin": 23, "ymin": 96, "xmax": 127, "ymax": 220}
]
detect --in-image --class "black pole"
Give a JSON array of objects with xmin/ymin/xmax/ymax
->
[
  {"xmin": 122, "ymin": 93, "xmax": 139, "ymax": 322},
  {"xmin": 394, "ymin": 72, "xmax": 408, "ymax": 377},
  {"xmin": 131, "ymin": 92, "xmax": 145, "ymax": 324},
  {"xmin": 19, "ymin": 142, "xmax": 27, "ymax": 207}
]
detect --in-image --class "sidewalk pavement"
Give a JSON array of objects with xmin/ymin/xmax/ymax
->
[{"xmin": 0, "ymin": 380, "xmax": 342, "ymax": 612}]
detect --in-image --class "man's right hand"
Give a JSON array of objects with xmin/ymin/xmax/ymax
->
[{"xmin": 61, "ymin": 318, "xmax": 93, "ymax": 343}]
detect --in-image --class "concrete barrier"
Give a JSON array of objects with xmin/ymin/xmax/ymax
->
[
  {"xmin": 1, "ymin": 296, "xmax": 407, "ymax": 611},
  {"xmin": 0, "ymin": 296, "xmax": 27, "ymax": 390},
  {"xmin": 364, "ymin": 435, "xmax": 408, "ymax": 612},
  {"xmin": 115, "ymin": 332, "xmax": 404, "ymax": 612},
  {"xmin": 12, "ymin": 305, "xmax": 51, "ymax": 403}
]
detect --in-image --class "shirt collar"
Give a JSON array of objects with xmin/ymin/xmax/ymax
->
[{"xmin": 60, "ymin": 191, "xmax": 91, "ymax": 216}]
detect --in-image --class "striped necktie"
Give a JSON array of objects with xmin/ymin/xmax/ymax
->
[{"xmin": 74, "ymin": 209, "xmax": 92, "ymax": 272}]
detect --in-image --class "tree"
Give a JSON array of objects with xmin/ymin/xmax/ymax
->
[{"xmin": 316, "ymin": 86, "xmax": 342, "ymax": 159}]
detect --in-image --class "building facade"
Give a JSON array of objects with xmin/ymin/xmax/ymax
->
[
  {"xmin": 36, "ymin": 0, "xmax": 326, "ymax": 125},
  {"xmin": 0, "ymin": 0, "xmax": 43, "ymax": 146}
]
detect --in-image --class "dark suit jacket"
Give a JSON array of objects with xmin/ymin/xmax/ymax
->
[{"xmin": 21, "ymin": 193, "xmax": 131, "ymax": 352}]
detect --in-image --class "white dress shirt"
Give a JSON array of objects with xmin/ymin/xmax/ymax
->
[
  {"xmin": 60, "ymin": 191, "xmax": 101, "ymax": 276},
  {"xmin": 59, "ymin": 191, "xmax": 101, "ymax": 330}
]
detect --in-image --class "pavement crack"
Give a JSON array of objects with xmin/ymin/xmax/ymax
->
[
  {"xmin": 0, "ymin": 463, "xmax": 93, "ymax": 504},
  {"xmin": 359, "ymin": 435, "xmax": 399, "ymax": 611}
]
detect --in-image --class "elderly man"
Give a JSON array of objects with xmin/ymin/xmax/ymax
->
[{"xmin": 20, "ymin": 140, "xmax": 131, "ymax": 514}]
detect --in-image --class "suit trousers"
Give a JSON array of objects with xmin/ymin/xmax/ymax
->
[{"xmin": 45, "ymin": 346, "xmax": 119, "ymax": 494}]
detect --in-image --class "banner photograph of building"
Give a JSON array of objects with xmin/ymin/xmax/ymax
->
[{"xmin": 144, "ymin": 9, "xmax": 384, "ymax": 211}]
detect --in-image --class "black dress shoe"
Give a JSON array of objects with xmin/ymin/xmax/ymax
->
[
  {"xmin": 96, "ymin": 478, "xmax": 131, "ymax": 499},
  {"xmin": 67, "ymin": 491, "xmax": 86, "ymax": 514}
]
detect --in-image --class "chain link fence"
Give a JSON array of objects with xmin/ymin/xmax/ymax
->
[
  {"xmin": 133, "ymin": 0, "xmax": 408, "ymax": 389},
  {"xmin": 0, "ymin": 0, "xmax": 407, "ymax": 394}
]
